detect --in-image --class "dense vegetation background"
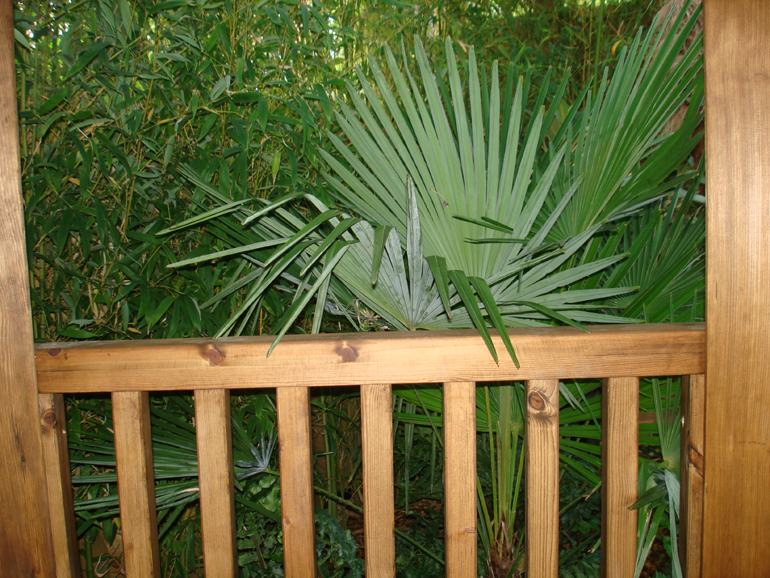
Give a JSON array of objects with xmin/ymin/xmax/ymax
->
[{"xmin": 15, "ymin": 1, "xmax": 703, "ymax": 576}]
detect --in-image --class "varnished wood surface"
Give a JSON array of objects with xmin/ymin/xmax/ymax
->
[
  {"xmin": 0, "ymin": 1, "xmax": 56, "ymax": 575},
  {"xmin": 277, "ymin": 387, "xmax": 316, "ymax": 578},
  {"xmin": 38, "ymin": 394, "xmax": 80, "ymax": 578},
  {"xmin": 361, "ymin": 384, "xmax": 395, "ymax": 577},
  {"xmin": 703, "ymin": 1, "xmax": 770, "ymax": 576},
  {"xmin": 601, "ymin": 377, "xmax": 638, "ymax": 578},
  {"xmin": 526, "ymin": 380, "xmax": 559, "ymax": 578},
  {"xmin": 444, "ymin": 382, "xmax": 477, "ymax": 578},
  {"xmin": 680, "ymin": 374, "xmax": 704, "ymax": 578},
  {"xmin": 35, "ymin": 323, "xmax": 704, "ymax": 393},
  {"xmin": 195, "ymin": 389, "xmax": 237, "ymax": 578},
  {"xmin": 113, "ymin": 392, "xmax": 161, "ymax": 577}
]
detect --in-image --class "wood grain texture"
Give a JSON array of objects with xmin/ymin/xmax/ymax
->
[
  {"xmin": 35, "ymin": 323, "xmax": 704, "ymax": 393},
  {"xmin": 703, "ymin": 1, "xmax": 770, "ymax": 575},
  {"xmin": 601, "ymin": 377, "xmax": 638, "ymax": 578},
  {"xmin": 680, "ymin": 374, "xmax": 704, "ymax": 578},
  {"xmin": 277, "ymin": 387, "xmax": 315, "ymax": 578},
  {"xmin": 39, "ymin": 394, "xmax": 80, "ymax": 578},
  {"xmin": 526, "ymin": 380, "xmax": 559, "ymax": 578},
  {"xmin": 195, "ymin": 389, "xmax": 237, "ymax": 578},
  {"xmin": 0, "ymin": 1, "xmax": 56, "ymax": 575},
  {"xmin": 444, "ymin": 382, "xmax": 476, "ymax": 578},
  {"xmin": 361, "ymin": 384, "xmax": 395, "ymax": 578},
  {"xmin": 113, "ymin": 391, "xmax": 161, "ymax": 577}
]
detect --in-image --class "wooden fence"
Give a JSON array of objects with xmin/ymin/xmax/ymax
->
[{"xmin": 34, "ymin": 322, "xmax": 705, "ymax": 577}]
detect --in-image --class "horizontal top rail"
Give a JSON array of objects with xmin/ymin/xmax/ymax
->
[{"xmin": 35, "ymin": 323, "xmax": 704, "ymax": 394}]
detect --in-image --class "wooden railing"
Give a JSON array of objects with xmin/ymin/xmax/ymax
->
[{"xmin": 34, "ymin": 322, "xmax": 705, "ymax": 578}]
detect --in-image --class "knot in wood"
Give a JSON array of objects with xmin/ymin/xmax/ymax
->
[
  {"xmin": 201, "ymin": 346, "xmax": 224, "ymax": 366},
  {"xmin": 41, "ymin": 409, "xmax": 57, "ymax": 430},
  {"xmin": 336, "ymin": 344, "xmax": 357, "ymax": 363},
  {"xmin": 46, "ymin": 348, "xmax": 61, "ymax": 357},
  {"xmin": 528, "ymin": 391, "xmax": 546, "ymax": 412}
]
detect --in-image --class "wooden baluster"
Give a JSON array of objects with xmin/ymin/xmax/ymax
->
[
  {"xmin": 361, "ymin": 384, "xmax": 395, "ymax": 577},
  {"xmin": 444, "ymin": 381, "xmax": 477, "ymax": 578},
  {"xmin": 601, "ymin": 377, "xmax": 638, "ymax": 578},
  {"xmin": 113, "ymin": 391, "xmax": 161, "ymax": 577},
  {"xmin": 277, "ymin": 387, "xmax": 315, "ymax": 578},
  {"xmin": 195, "ymin": 389, "xmax": 237, "ymax": 577},
  {"xmin": 680, "ymin": 373, "xmax": 705, "ymax": 578},
  {"xmin": 526, "ymin": 380, "xmax": 560, "ymax": 578},
  {"xmin": 38, "ymin": 393, "xmax": 80, "ymax": 578}
]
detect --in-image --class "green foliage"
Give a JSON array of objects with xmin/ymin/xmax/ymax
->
[{"xmin": 16, "ymin": 0, "xmax": 353, "ymax": 342}]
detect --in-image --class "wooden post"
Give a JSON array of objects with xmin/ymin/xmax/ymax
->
[
  {"xmin": 361, "ymin": 384, "xmax": 395, "ymax": 577},
  {"xmin": 526, "ymin": 380, "xmax": 559, "ymax": 578},
  {"xmin": 277, "ymin": 387, "xmax": 316, "ymax": 578},
  {"xmin": 703, "ymin": 1, "xmax": 770, "ymax": 575},
  {"xmin": 195, "ymin": 389, "xmax": 237, "ymax": 578},
  {"xmin": 601, "ymin": 377, "xmax": 638, "ymax": 578},
  {"xmin": 0, "ymin": 1, "xmax": 56, "ymax": 575},
  {"xmin": 39, "ymin": 394, "xmax": 81, "ymax": 578},
  {"xmin": 113, "ymin": 391, "xmax": 161, "ymax": 577},
  {"xmin": 680, "ymin": 374, "xmax": 704, "ymax": 578},
  {"xmin": 444, "ymin": 382, "xmax": 476, "ymax": 578}
]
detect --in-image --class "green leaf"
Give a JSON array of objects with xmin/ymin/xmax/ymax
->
[
  {"xmin": 267, "ymin": 242, "xmax": 352, "ymax": 357},
  {"xmin": 426, "ymin": 255, "xmax": 451, "ymax": 319},
  {"xmin": 242, "ymin": 192, "xmax": 303, "ymax": 226},
  {"xmin": 300, "ymin": 217, "xmax": 360, "ymax": 277},
  {"xmin": 157, "ymin": 200, "xmax": 249, "ymax": 235},
  {"xmin": 263, "ymin": 209, "xmax": 341, "ymax": 268},
  {"xmin": 370, "ymin": 224, "xmax": 392, "ymax": 285},
  {"xmin": 513, "ymin": 301, "xmax": 590, "ymax": 333},
  {"xmin": 447, "ymin": 269, "xmax": 497, "ymax": 364},
  {"xmin": 38, "ymin": 88, "xmax": 69, "ymax": 115},
  {"xmin": 167, "ymin": 239, "xmax": 287, "ymax": 268},
  {"xmin": 453, "ymin": 215, "xmax": 514, "ymax": 234},
  {"xmin": 64, "ymin": 42, "xmax": 111, "ymax": 80},
  {"xmin": 197, "ymin": 113, "xmax": 218, "ymax": 141},
  {"xmin": 469, "ymin": 276, "xmax": 519, "ymax": 367}
]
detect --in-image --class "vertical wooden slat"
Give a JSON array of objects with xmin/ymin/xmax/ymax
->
[
  {"xmin": 39, "ymin": 394, "xmax": 80, "ymax": 578},
  {"xmin": 361, "ymin": 384, "xmax": 395, "ymax": 577},
  {"xmin": 444, "ymin": 381, "xmax": 476, "ymax": 578},
  {"xmin": 277, "ymin": 387, "xmax": 315, "ymax": 578},
  {"xmin": 0, "ymin": 1, "xmax": 56, "ymax": 574},
  {"xmin": 195, "ymin": 389, "xmax": 237, "ymax": 577},
  {"xmin": 601, "ymin": 377, "xmax": 638, "ymax": 578},
  {"xmin": 113, "ymin": 391, "xmax": 161, "ymax": 577},
  {"xmin": 703, "ymin": 1, "xmax": 770, "ymax": 576},
  {"xmin": 526, "ymin": 380, "xmax": 560, "ymax": 578},
  {"xmin": 680, "ymin": 373, "xmax": 704, "ymax": 578}
]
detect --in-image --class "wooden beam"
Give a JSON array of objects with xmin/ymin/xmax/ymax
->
[
  {"xmin": 35, "ymin": 323, "xmax": 705, "ymax": 393},
  {"xmin": 703, "ymin": 1, "xmax": 770, "ymax": 575},
  {"xmin": 0, "ymin": 1, "xmax": 56, "ymax": 574}
]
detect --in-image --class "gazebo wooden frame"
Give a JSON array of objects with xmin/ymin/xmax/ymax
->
[{"xmin": 1, "ymin": 1, "xmax": 767, "ymax": 576}]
